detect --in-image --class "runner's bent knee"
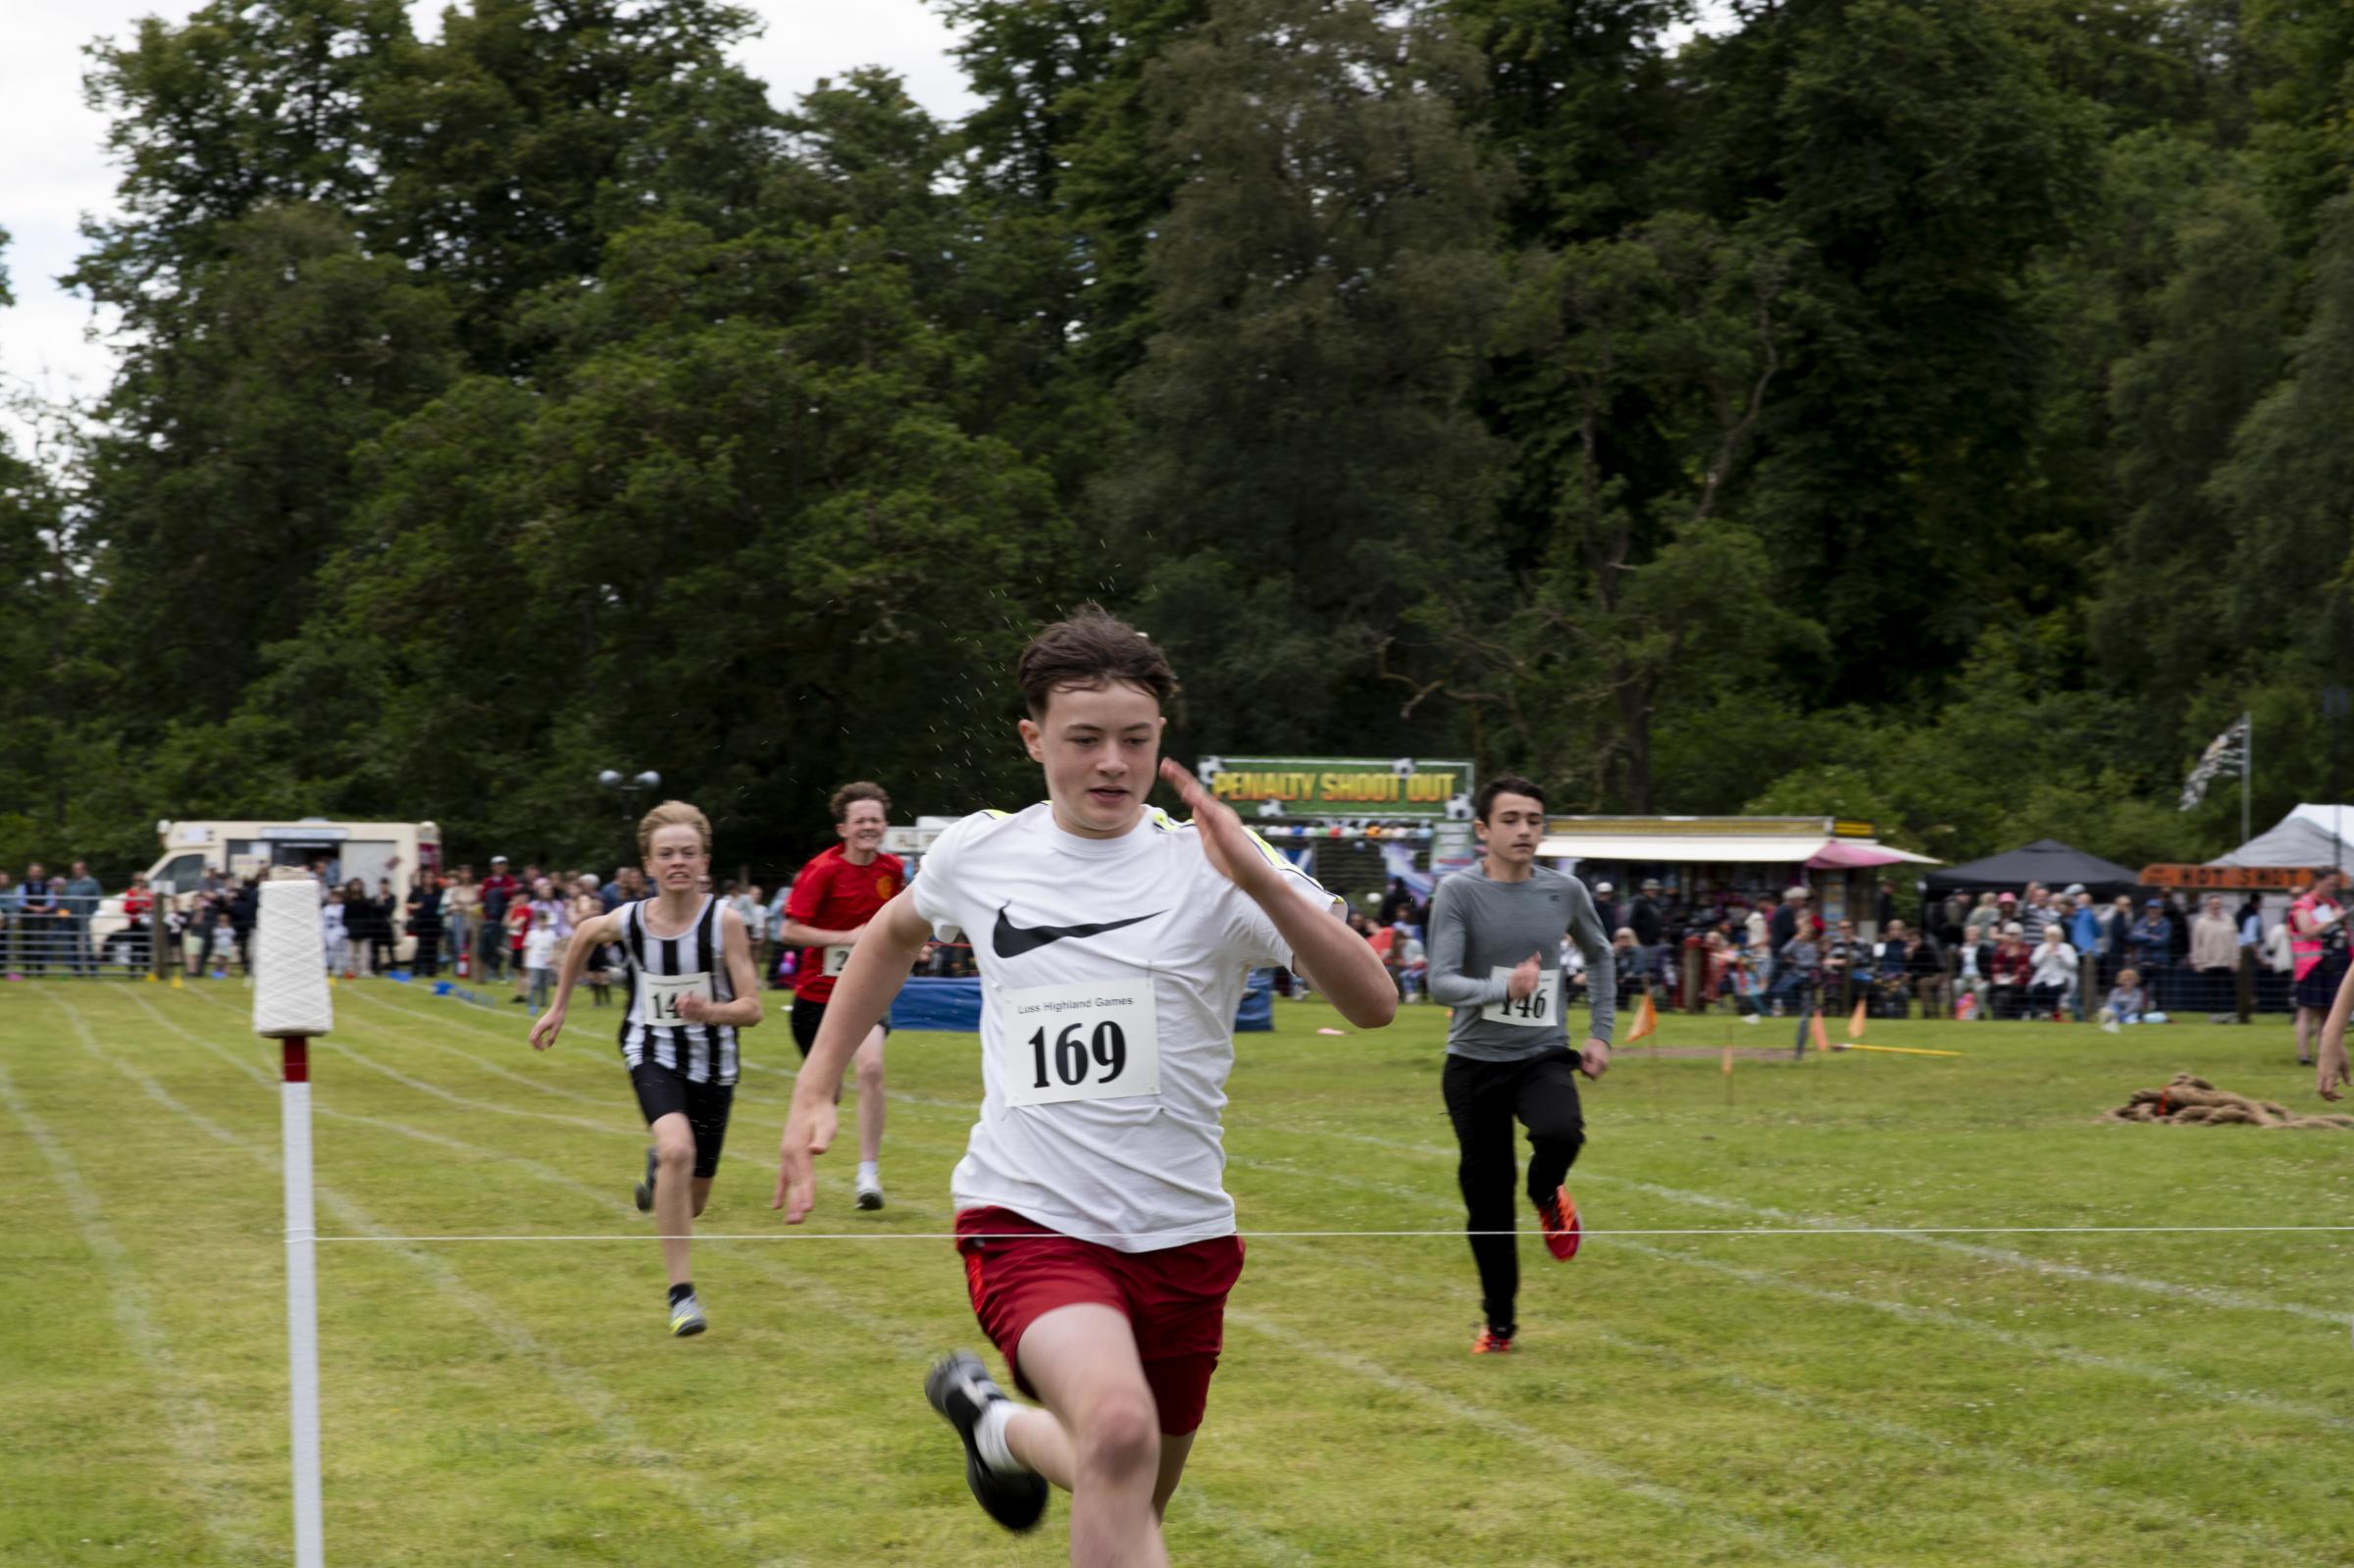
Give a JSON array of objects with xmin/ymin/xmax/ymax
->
[{"xmin": 1073, "ymin": 1390, "xmax": 1160, "ymax": 1482}]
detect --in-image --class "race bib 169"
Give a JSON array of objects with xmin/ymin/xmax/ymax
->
[{"xmin": 997, "ymin": 979, "xmax": 1160, "ymax": 1105}]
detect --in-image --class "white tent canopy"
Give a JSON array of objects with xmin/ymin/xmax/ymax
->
[
  {"xmin": 2208, "ymin": 803, "xmax": 2354, "ymax": 869},
  {"xmin": 1535, "ymin": 832, "xmax": 1937, "ymax": 866}
]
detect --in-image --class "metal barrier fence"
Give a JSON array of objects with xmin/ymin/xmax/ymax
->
[{"xmin": 0, "ymin": 912, "xmax": 162, "ymax": 979}]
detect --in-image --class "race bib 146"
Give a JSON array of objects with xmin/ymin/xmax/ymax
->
[
  {"xmin": 997, "ymin": 980, "xmax": 1160, "ymax": 1106},
  {"xmin": 1481, "ymin": 966, "xmax": 1561, "ymax": 1028},
  {"xmin": 639, "ymin": 971, "xmax": 715, "ymax": 1026}
]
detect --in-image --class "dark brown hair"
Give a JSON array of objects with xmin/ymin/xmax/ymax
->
[
  {"xmin": 1474, "ymin": 775, "xmax": 1546, "ymax": 822},
  {"xmin": 830, "ymin": 781, "xmax": 891, "ymax": 823},
  {"xmin": 1017, "ymin": 604, "xmax": 1180, "ymax": 719}
]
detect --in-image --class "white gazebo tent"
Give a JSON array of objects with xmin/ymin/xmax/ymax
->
[
  {"xmin": 1536, "ymin": 816, "xmax": 1938, "ymax": 936},
  {"xmin": 2208, "ymin": 803, "xmax": 2354, "ymax": 872}
]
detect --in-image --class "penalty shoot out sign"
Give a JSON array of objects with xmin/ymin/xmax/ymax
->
[{"xmin": 1195, "ymin": 755, "xmax": 1475, "ymax": 820}]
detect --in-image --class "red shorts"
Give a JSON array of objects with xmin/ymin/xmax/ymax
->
[{"xmin": 954, "ymin": 1206, "xmax": 1244, "ymax": 1436}]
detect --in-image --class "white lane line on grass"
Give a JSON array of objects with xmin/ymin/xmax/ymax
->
[
  {"xmin": 1598, "ymin": 1173, "xmax": 2353, "ymax": 1326},
  {"xmin": 0, "ymin": 1053, "xmax": 268, "ymax": 1563},
  {"xmin": 1293, "ymin": 1234, "xmax": 2323, "ymax": 1565},
  {"xmin": 1579, "ymin": 1321, "xmax": 2320, "ymax": 1566},
  {"xmin": 1224, "ymin": 1308, "xmax": 1856, "ymax": 1568},
  {"xmin": 345, "ymin": 982, "xmax": 976, "ymax": 1111},
  {"xmin": 1233, "ymin": 1147, "xmax": 2354, "ymax": 1438},
  {"xmin": 1170, "ymin": 1492, "xmax": 1317, "ymax": 1567},
  {"xmin": 54, "ymin": 991, "xmax": 808, "ymax": 1568},
  {"xmin": 136, "ymin": 990, "xmax": 1313, "ymax": 1568},
  {"xmin": 162, "ymin": 987, "xmax": 972, "ymax": 1225},
  {"xmin": 1283, "ymin": 1123, "xmax": 2352, "ymax": 1325},
  {"xmin": 172, "ymin": 991, "xmax": 980, "ymax": 1243}
]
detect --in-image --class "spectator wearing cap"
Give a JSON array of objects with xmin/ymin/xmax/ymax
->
[
  {"xmin": 1989, "ymin": 923, "xmax": 2031, "ymax": 1019},
  {"xmin": 479, "ymin": 856, "xmax": 519, "ymax": 981},
  {"xmin": 1590, "ymin": 880, "xmax": 1620, "ymax": 938},
  {"xmin": 2130, "ymin": 897, "xmax": 2174, "ymax": 1011},
  {"xmin": 1628, "ymin": 878, "xmax": 1665, "ymax": 991},
  {"xmin": 2189, "ymin": 894, "xmax": 2239, "ymax": 1022}
]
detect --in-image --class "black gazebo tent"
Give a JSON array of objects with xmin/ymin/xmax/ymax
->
[{"xmin": 1921, "ymin": 838, "xmax": 2142, "ymax": 902}]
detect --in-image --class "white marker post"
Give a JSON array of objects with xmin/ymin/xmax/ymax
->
[{"xmin": 253, "ymin": 874, "xmax": 333, "ymax": 1568}]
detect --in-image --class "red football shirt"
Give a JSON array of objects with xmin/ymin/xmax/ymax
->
[{"xmin": 786, "ymin": 844, "xmax": 905, "ymax": 1002}]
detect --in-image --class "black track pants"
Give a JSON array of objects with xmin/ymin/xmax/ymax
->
[{"xmin": 1442, "ymin": 1047, "xmax": 1586, "ymax": 1336}]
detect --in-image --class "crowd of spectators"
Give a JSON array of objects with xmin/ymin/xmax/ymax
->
[
  {"xmin": 0, "ymin": 861, "xmax": 115, "ymax": 977},
  {"xmin": 12, "ymin": 847, "xmax": 2346, "ymax": 1040},
  {"xmin": 1538, "ymin": 871, "xmax": 2345, "ymax": 1028}
]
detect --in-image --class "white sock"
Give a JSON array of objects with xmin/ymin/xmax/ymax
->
[
  {"xmin": 856, "ymin": 1161, "xmax": 879, "ymax": 1188},
  {"xmin": 974, "ymin": 1396, "xmax": 1023, "ymax": 1474}
]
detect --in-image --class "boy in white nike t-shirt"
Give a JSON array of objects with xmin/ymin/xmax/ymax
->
[{"xmin": 774, "ymin": 607, "xmax": 1397, "ymax": 1566}]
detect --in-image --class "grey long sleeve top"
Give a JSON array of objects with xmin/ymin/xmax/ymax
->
[{"xmin": 1427, "ymin": 865, "xmax": 1616, "ymax": 1061}]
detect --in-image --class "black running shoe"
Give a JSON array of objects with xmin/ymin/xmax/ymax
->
[
  {"xmin": 925, "ymin": 1351, "xmax": 1048, "ymax": 1532},
  {"xmin": 633, "ymin": 1145, "xmax": 656, "ymax": 1212}
]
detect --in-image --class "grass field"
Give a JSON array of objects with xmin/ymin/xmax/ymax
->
[{"xmin": 5, "ymin": 980, "xmax": 2352, "ymax": 1567}]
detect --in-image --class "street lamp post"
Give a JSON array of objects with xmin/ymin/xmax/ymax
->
[{"xmin": 597, "ymin": 769, "xmax": 663, "ymax": 872}]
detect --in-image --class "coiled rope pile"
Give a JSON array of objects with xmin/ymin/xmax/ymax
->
[{"xmin": 2103, "ymin": 1072, "xmax": 2354, "ymax": 1130}]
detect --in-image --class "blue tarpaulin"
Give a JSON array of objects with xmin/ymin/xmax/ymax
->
[{"xmin": 890, "ymin": 971, "xmax": 1275, "ymax": 1033}]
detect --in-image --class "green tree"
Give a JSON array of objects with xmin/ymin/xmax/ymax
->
[
  {"xmin": 1676, "ymin": 0, "xmax": 2102, "ymax": 704},
  {"xmin": 945, "ymin": 0, "xmax": 1210, "ymax": 382},
  {"xmin": 2088, "ymin": 145, "xmax": 2290, "ymax": 713},
  {"xmin": 1406, "ymin": 215, "xmax": 1823, "ymax": 807},
  {"xmin": 79, "ymin": 205, "xmax": 455, "ymax": 727},
  {"xmin": 1105, "ymin": 0, "xmax": 1507, "ymax": 752},
  {"xmin": 2208, "ymin": 193, "xmax": 2354, "ymax": 673}
]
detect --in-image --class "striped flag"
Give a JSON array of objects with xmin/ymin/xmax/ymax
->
[{"xmin": 2180, "ymin": 716, "xmax": 2249, "ymax": 809}]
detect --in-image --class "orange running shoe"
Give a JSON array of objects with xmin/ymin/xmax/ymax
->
[
  {"xmin": 1536, "ymin": 1185, "xmax": 1581, "ymax": 1261},
  {"xmin": 1470, "ymin": 1328, "xmax": 1515, "ymax": 1354}
]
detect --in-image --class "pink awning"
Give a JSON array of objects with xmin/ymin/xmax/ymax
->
[{"xmin": 1807, "ymin": 839, "xmax": 1914, "ymax": 869}]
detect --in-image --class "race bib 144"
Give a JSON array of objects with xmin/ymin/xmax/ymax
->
[
  {"xmin": 1480, "ymin": 966, "xmax": 1561, "ymax": 1028},
  {"xmin": 997, "ymin": 980, "xmax": 1160, "ymax": 1106}
]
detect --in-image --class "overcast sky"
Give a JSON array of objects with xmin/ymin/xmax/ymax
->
[{"xmin": 0, "ymin": 1, "xmax": 979, "ymax": 436}]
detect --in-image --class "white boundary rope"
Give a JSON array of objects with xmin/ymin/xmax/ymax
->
[{"xmin": 307, "ymin": 1223, "xmax": 2354, "ymax": 1242}]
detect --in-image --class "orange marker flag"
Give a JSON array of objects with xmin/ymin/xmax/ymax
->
[
  {"xmin": 1848, "ymin": 997, "xmax": 1868, "ymax": 1040},
  {"xmin": 1720, "ymin": 1040, "xmax": 1734, "ymax": 1076},
  {"xmin": 1626, "ymin": 992, "xmax": 1659, "ymax": 1042},
  {"xmin": 1810, "ymin": 1011, "xmax": 1830, "ymax": 1053}
]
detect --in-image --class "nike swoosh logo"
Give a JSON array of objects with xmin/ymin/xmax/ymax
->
[{"xmin": 993, "ymin": 905, "xmax": 1162, "ymax": 958}]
